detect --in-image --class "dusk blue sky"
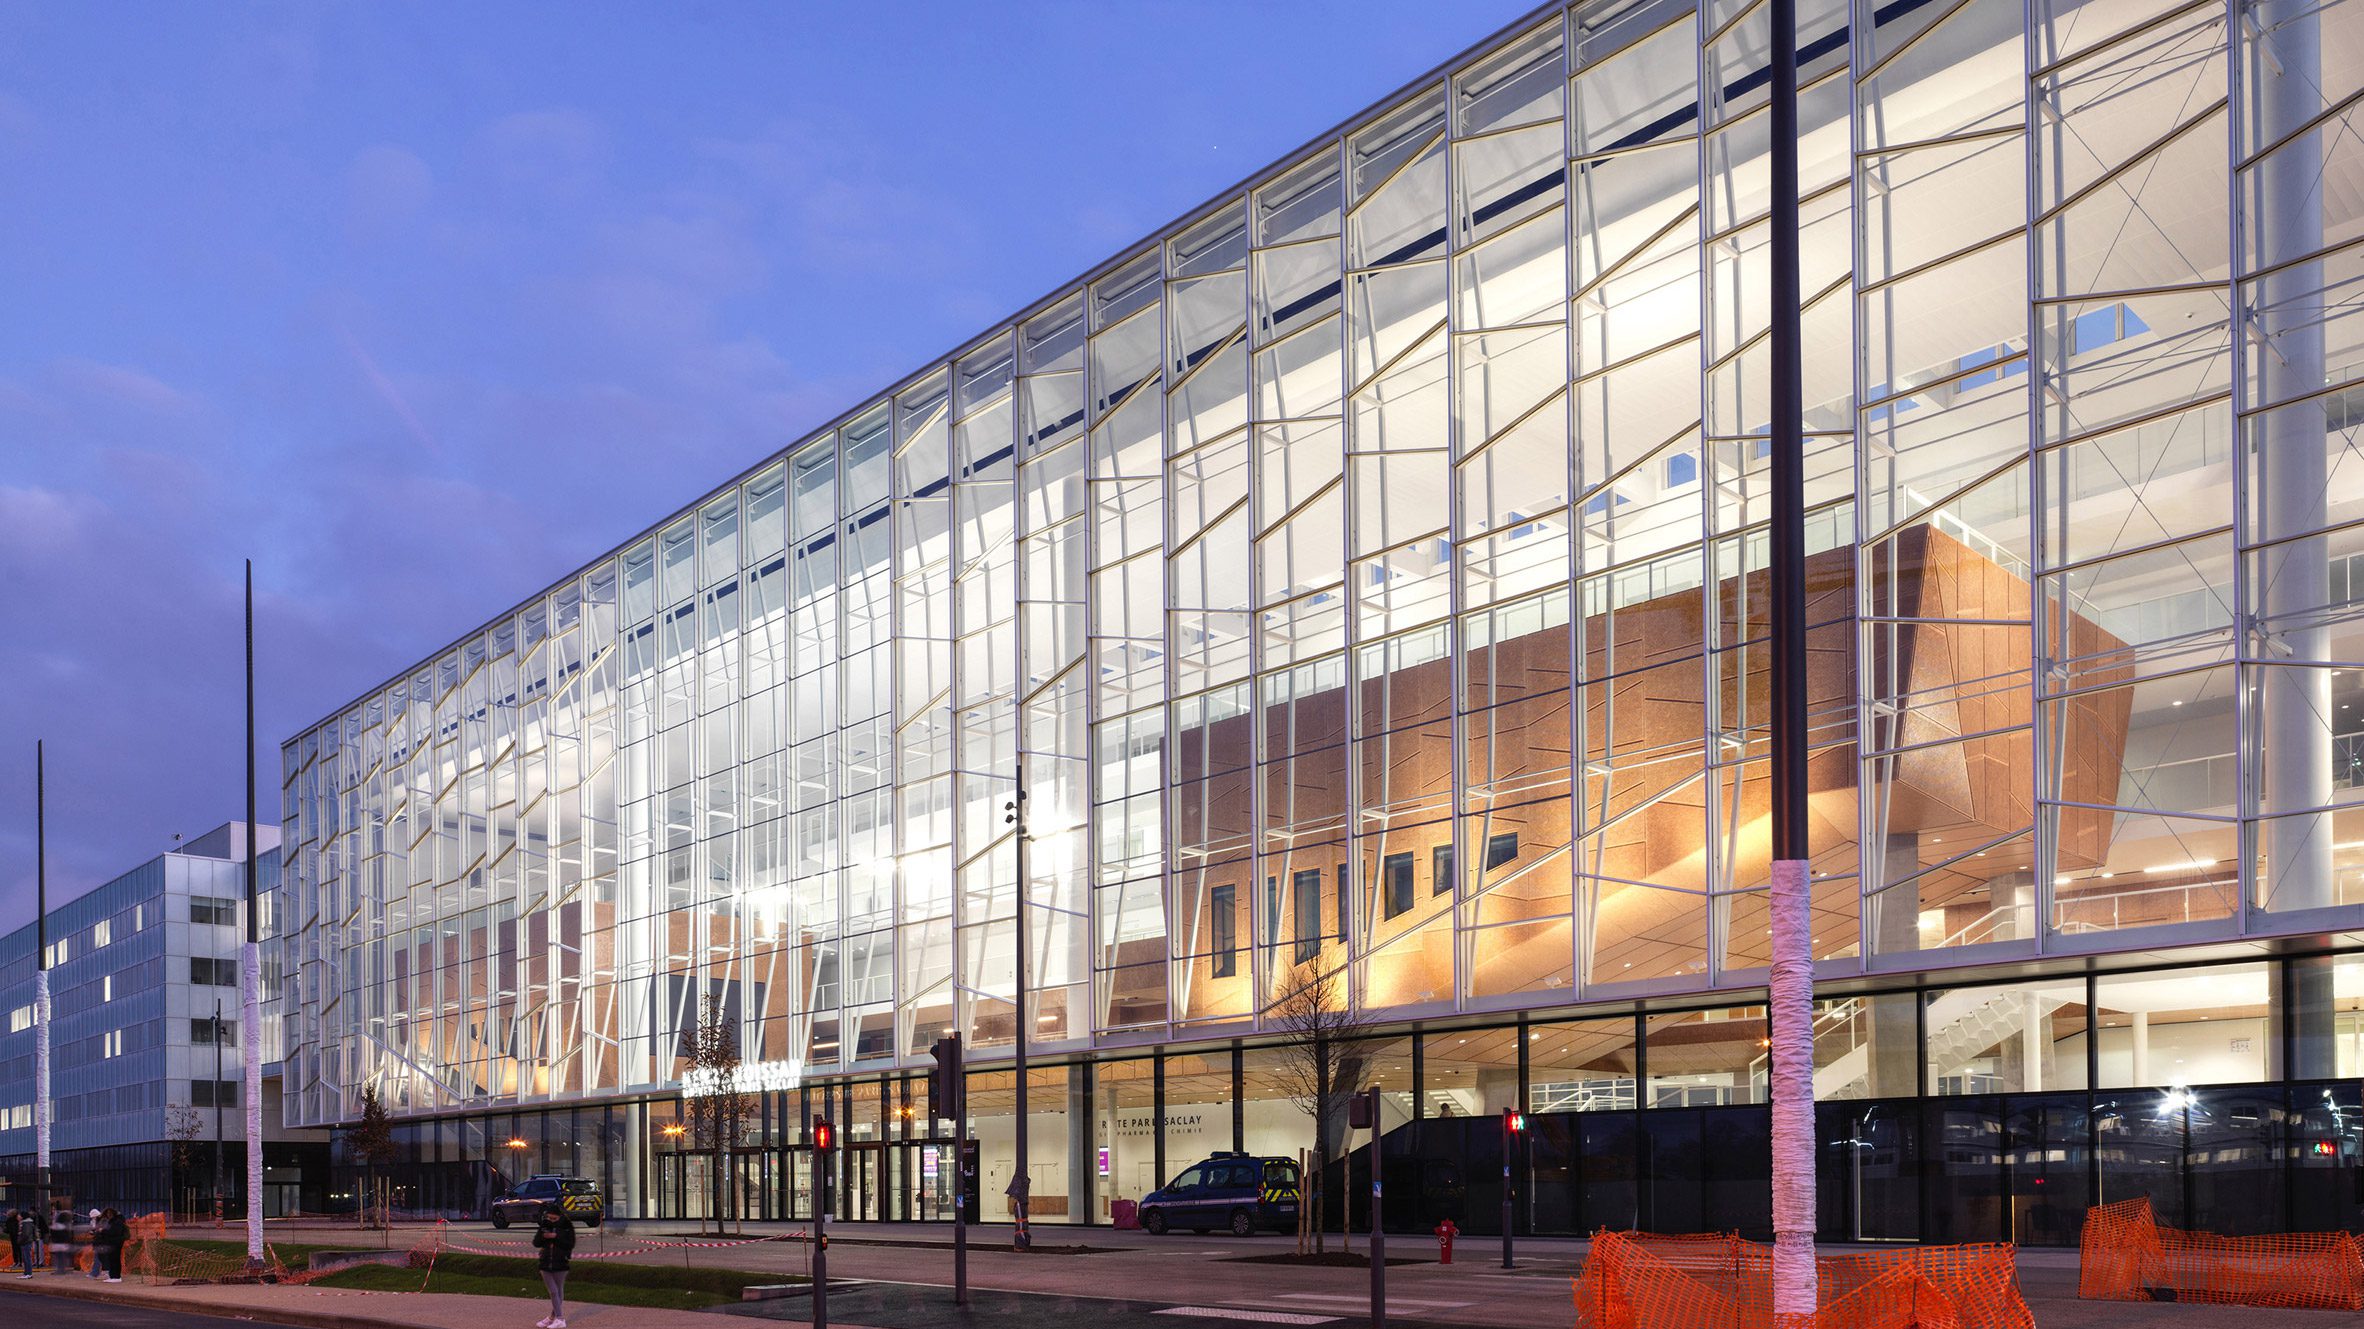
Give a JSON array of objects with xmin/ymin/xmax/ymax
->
[{"xmin": 0, "ymin": 3, "xmax": 1542, "ymax": 929}]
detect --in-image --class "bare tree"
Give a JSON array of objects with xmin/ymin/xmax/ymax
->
[
  {"xmin": 165, "ymin": 1102, "xmax": 203, "ymax": 1217},
  {"xmin": 348, "ymin": 1085, "xmax": 398, "ymax": 1230},
  {"xmin": 1270, "ymin": 961, "xmax": 1372, "ymax": 1255},
  {"xmin": 685, "ymin": 992, "xmax": 753, "ymax": 1236}
]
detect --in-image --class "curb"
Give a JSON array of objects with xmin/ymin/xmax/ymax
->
[{"xmin": 1, "ymin": 1275, "xmax": 424, "ymax": 1329}]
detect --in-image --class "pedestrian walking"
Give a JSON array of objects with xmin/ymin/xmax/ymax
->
[
  {"xmin": 532, "ymin": 1199, "xmax": 574, "ymax": 1329},
  {"xmin": 84, "ymin": 1208, "xmax": 102, "ymax": 1278},
  {"xmin": 93, "ymin": 1209, "xmax": 126, "ymax": 1283},
  {"xmin": 5, "ymin": 1208, "xmax": 31, "ymax": 1277},
  {"xmin": 47, "ymin": 1202, "xmax": 77, "ymax": 1275}
]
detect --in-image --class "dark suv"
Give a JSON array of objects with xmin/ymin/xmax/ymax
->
[
  {"xmin": 1138, "ymin": 1153, "xmax": 1300, "ymax": 1237},
  {"xmin": 489, "ymin": 1174, "xmax": 605, "ymax": 1228}
]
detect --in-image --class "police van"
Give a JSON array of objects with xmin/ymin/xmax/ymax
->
[{"xmin": 1137, "ymin": 1152, "xmax": 1300, "ymax": 1237}]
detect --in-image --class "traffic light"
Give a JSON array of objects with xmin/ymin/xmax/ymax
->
[
  {"xmin": 1503, "ymin": 1108, "xmax": 1526, "ymax": 1134},
  {"xmin": 929, "ymin": 1034, "xmax": 965, "ymax": 1122},
  {"xmin": 813, "ymin": 1117, "xmax": 835, "ymax": 1153},
  {"xmin": 1349, "ymin": 1087, "xmax": 1374, "ymax": 1131}
]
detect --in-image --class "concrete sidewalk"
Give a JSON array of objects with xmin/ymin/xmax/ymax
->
[{"xmin": 11, "ymin": 1221, "xmax": 2349, "ymax": 1329}]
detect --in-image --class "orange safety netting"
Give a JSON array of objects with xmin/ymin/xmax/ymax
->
[
  {"xmin": 1573, "ymin": 1230, "xmax": 2034, "ymax": 1329},
  {"xmin": 2077, "ymin": 1195, "xmax": 2364, "ymax": 1310}
]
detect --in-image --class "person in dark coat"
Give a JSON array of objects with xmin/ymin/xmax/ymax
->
[
  {"xmin": 5, "ymin": 1209, "xmax": 31, "ymax": 1278},
  {"xmin": 532, "ymin": 1199, "xmax": 575, "ymax": 1329},
  {"xmin": 93, "ymin": 1209, "xmax": 126, "ymax": 1282}
]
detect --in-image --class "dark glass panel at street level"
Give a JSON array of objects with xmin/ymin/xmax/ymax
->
[
  {"xmin": 2187, "ymin": 1085, "xmax": 2284, "ymax": 1237},
  {"xmin": 2003, "ymin": 1094, "xmax": 2088, "ymax": 1248},
  {"xmin": 2093, "ymin": 1086, "xmax": 2186, "ymax": 1229},
  {"xmin": 1816, "ymin": 1098, "xmax": 1919, "ymax": 1243},
  {"xmin": 2290, "ymin": 1080, "xmax": 2364, "ymax": 1234},
  {"xmin": 1578, "ymin": 1111, "xmax": 1640, "ymax": 1231},
  {"xmin": 1921, "ymin": 1097, "xmax": 2003, "ymax": 1246}
]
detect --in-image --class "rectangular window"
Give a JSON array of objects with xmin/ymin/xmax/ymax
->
[
  {"xmin": 1264, "ymin": 876, "xmax": 1279, "ymax": 948},
  {"xmin": 189, "ymin": 1080, "xmax": 241, "ymax": 1109},
  {"xmin": 101, "ymin": 1029, "xmax": 122, "ymax": 1059},
  {"xmin": 1432, "ymin": 842, "xmax": 1456, "ymax": 897},
  {"xmin": 189, "ymin": 957, "xmax": 236, "ymax": 986},
  {"xmin": 1382, "ymin": 853, "xmax": 1414, "ymax": 919},
  {"xmin": 190, "ymin": 1018, "xmax": 238, "ymax": 1046},
  {"xmin": 1485, "ymin": 832, "xmax": 1519, "ymax": 869},
  {"xmin": 1292, "ymin": 870, "xmax": 1322, "ymax": 964},
  {"xmin": 191, "ymin": 898, "xmax": 238, "ymax": 927},
  {"xmin": 1335, "ymin": 863, "xmax": 1348, "ymax": 942},
  {"xmin": 91, "ymin": 919, "xmax": 111, "ymax": 948},
  {"xmin": 1211, "ymin": 885, "xmax": 1236, "ymax": 977}
]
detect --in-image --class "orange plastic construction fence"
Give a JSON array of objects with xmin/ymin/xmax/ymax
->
[
  {"xmin": 2078, "ymin": 1195, "xmax": 2364, "ymax": 1310},
  {"xmin": 1573, "ymin": 1230, "xmax": 2034, "ymax": 1329}
]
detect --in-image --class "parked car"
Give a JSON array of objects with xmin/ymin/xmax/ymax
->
[
  {"xmin": 488, "ymin": 1174, "xmax": 604, "ymax": 1228},
  {"xmin": 1137, "ymin": 1152, "xmax": 1300, "ymax": 1237}
]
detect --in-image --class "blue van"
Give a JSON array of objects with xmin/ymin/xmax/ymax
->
[{"xmin": 1138, "ymin": 1152, "xmax": 1300, "ymax": 1237}]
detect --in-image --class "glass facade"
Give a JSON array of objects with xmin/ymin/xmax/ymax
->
[{"xmin": 279, "ymin": 0, "xmax": 2364, "ymax": 1237}]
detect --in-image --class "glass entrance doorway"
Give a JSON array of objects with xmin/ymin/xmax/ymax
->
[
  {"xmin": 655, "ymin": 1151, "xmax": 764, "ymax": 1223},
  {"xmin": 778, "ymin": 1139, "xmax": 955, "ymax": 1222}
]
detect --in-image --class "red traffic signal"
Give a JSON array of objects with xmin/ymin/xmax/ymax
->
[
  {"xmin": 1503, "ymin": 1108, "xmax": 1526, "ymax": 1133},
  {"xmin": 813, "ymin": 1117, "xmax": 835, "ymax": 1152}
]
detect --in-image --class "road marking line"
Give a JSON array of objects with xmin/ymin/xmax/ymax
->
[
  {"xmin": 1156, "ymin": 1309, "xmax": 1342, "ymax": 1325},
  {"xmin": 1271, "ymin": 1293, "xmax": 1475, "ymax": 1308}
]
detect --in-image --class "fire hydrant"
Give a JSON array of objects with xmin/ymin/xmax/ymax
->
[{"xmin": 1435, "ymin": 1218, "xmax": 1459, "ymax": 1264}]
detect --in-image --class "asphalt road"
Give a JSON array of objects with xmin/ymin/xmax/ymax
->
[
  {"xmin": 2, "ymin": 1295, "xmax": 282, "ymax": 1329},
  {"xmin": 724, "ymin": 1281, "xmax": 1488, "ymax": 1329}
]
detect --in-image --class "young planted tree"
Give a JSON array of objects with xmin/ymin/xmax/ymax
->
[
  {"xmin": 165, "ymin": 1102, "xmax": 203, "ymax": 1218},
  {"xmin": 1270, "ymin": 961, "xmax": 1372, "ymax": 1256},
  {"xmin": 348, "ymin": 1085, "xmax": 397, "ymax": 1230},
  {"xmin": 685, "ymin": 992, "xmax": 753, "ymax": 1236}
]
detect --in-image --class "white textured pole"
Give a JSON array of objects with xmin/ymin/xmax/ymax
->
[
  {"xmin": 1764, "ymin": 0, "xmax": 1817, "ymax": 1307},
  {"xmin": 33, "ymin": 969, "xmax": 50, "ymax": 1176},
  {"xmin": 1768, "ymin": 860, "xmax": 1816, "ymax": 1320},
  {"xmin": 243, "ymin": 939, "xmax": 263, "ymax": 1259}
]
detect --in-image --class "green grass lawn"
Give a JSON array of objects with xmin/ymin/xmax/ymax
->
[
  {"xmin": 309, "ymin": 1251, "xmax": 804, "ymax": 1310},
  {"xmin": 158, "ymin": 1238, "xmax": 348, "ymax": 1264}
]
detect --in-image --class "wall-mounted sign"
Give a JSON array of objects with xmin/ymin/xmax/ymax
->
[{"xmin": 683, "ymin": 1058, "xmax": 805, "ymax": 1098}]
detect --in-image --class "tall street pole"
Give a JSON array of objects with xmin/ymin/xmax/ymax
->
[
  {"xmin": 1765, "ymin": 0, "xmax": 1818, "ymax": 1314},
  {"xmin": 213, "ymin": 996, "xmax": 226, "ymax": 1222},
  {"xmin": 243, "ymin": 560, "xmax": 266, "ymax": 1264},
  {"xmin": 34, "ymin": 742, "xmax": 50, "ymax": 1204},
  {"xmin": 1005, "ymin": 784, "xmax": 1031, "ymax": 1250}
]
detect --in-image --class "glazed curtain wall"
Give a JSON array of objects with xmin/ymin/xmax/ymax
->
[
  {"xmin": 327, "ymin": 949, "xmax": 2364, "ymax": 1240},
  {"xmin": 279, "ymin": 0, "xmax": 2364, "ymax": 1130}
]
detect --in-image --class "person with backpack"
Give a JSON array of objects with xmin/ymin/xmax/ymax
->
[{"xmin": 532, "ymin": 1199, "xmax": 575, "ymax": 1329}]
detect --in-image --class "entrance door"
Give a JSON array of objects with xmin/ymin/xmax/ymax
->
[
  {"xmin": 656, "ymin": 1152, "xmax": 715, "ymax": 1221},
  {"xmin": 848, "ymin": 1144, "xmax": 882, "ymax": 1221}
]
